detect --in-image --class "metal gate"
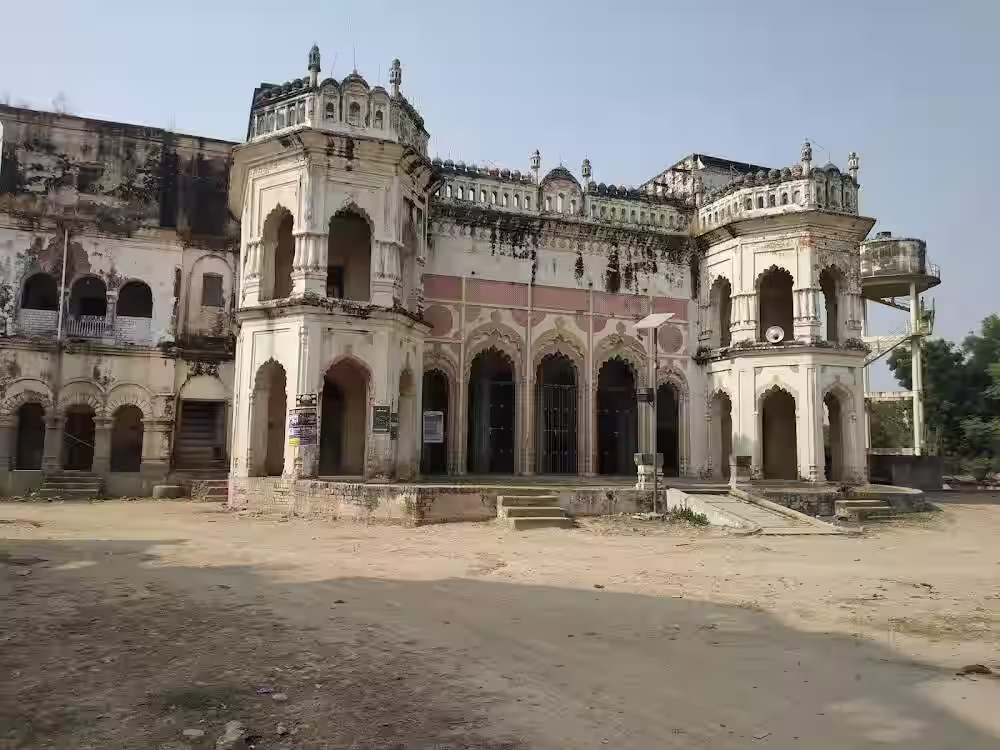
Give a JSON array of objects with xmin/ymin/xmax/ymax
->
[
  {"xmin": 538, "ymin": 382, "xmax": 577, "ymax": 473},
  {"xmin": 597, "ymin": 385, "xmax": 637, "ymax": 475},
  {"xmin": 487, "ymin": 382, "xmax": 515, "ymax": 473}
]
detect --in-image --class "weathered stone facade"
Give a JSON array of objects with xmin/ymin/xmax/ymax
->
[{"xmin": 1, "ymin": 47, "xmax": 872, "ymax": 495}]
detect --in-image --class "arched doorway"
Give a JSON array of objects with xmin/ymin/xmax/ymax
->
[
  {"xmin": 397, "ymin": 368, "xmax": 417, "ymax": 480},
  {"xmin": 761, "ymin": 387, "xmax": 797, "ymax": 480},
  {"xmin": 110, "ymin": 405, "xmax": 143, "ymax": 472},
  {"xmin": 535, "ymin": 354, "xmax": 578, "ymax": 474},
  {"xmin": 597, "ymin": 358, "xmax": 637, "ymax": 475},
  {"xmin": 656, "ymin": 383, "xmax": 680, "ymax": 477},
  {"xmin": 327, "ymin": 209, "xmax": 372, "ymax": 301},
  {"xmin": 421, "ymin": 369, "xmax": 449, "ymax": 475},
  {"xmin": 466, "ymin": 348, "xmax": 515, "ymax": 474},
  {"xmin": 117, "ymin": 281, "xmax": 153, "ymax": 318},
  {"xmin": 709, "ymin": 392, "xmax": 733, "ymax": 479},
  {"xmin": 250, "ymin": 361, "xmax": 287, "ymax": 476},
  {"xmin": 63, "ymin": 405, "xmax": 96, "ymax": 470},
  {"xmin": 710, "ymin": 277, "xmax": 732, "ymax": 347},
  {"xmin": 824, "ymin": 391, "xmax": 848, "ymax": 482},
  {"xmin": 757, "ymin": 267, "xmax": 794, "ymax": 342},
  {"xmin": 319, "ymin": 359, "xmax": 369, "ymax": 476},
  {"xmin": 14, "ymin": 402, "xmax": 45, "ymax": 470},
  {"xmin": 261, "ymin": 207, "xmax": 294, "ymax": 301}
]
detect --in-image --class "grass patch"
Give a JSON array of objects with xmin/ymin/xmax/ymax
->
[{"xmin": 668, "ymin": 506, "xmax": 710, "ymax": 526}]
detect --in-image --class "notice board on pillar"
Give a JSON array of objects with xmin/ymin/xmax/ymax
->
[
  {"xmin": 372, "ymin": 406, "xmax": 391, "ymax": 434},
  {"xmin": 288, "ymin": 408, "xmax": 317, "ymax": 447},
  {"xmin": 422, "ymin": 410, "xmax": 444, "ymax": 444}
]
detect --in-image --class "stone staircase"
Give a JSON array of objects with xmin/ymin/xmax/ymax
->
[
  {"xmin": 835, "ymin": 497, "xmax": 894, "ymax": 523},
  {"xmin": 497, "ymin": 492, "xmax": 575, "ymax": 530},
  {"xmin": 174, "ymin": 402, "xmax": 227, "ymax": 477},
  {"xmin": 34, "ymin": 470, "xmax": 103, "ymax": 500}
]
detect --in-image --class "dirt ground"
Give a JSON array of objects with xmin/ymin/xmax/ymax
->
[{"xmin": 1, "ymin": 494, "xmax": 999, "ymax": 749}]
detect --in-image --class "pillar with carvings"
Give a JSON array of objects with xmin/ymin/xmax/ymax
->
[
  {"xmin": 91, "ymin": 416, "xmax": 113, "ymax": 477},
  {"xmin": 372, "ymin": 240, "xmax": 403, "ymax": 307}
]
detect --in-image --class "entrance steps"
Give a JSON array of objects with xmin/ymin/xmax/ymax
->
[
  {"xmin": 497, "ymin": 493, "xmax": 575, "ymax": 530},
  {"xmin": 835, "ymin": 497, "xmax": 894, "ymax": 523},
  {"xmin": 35, "ymin": 471, "xmax": 103, "ymax": 500}
]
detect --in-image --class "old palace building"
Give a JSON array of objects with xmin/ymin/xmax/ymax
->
[{"xmin": 0, "ymin": 46, "xmax": 882, "ymax": 495}]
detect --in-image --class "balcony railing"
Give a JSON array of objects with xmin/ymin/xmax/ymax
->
[
  {"xmin": 860, "ymin": 255, "xmax": 940, "ymax": 279},
  {"xmin": 12, "ymin": 310, "xmax": 156, "ymax": 344}
]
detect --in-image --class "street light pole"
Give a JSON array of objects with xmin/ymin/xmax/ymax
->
[{"xmin": 635, "ymin": 312, "xmax": 675, "ymax": 517}]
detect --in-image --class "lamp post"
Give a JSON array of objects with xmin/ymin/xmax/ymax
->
[{"xmin": 635, "ymin": 312, "xmax": 675, "ymax": 515}]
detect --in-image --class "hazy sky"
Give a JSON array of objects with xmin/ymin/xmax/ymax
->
[{"xmin": 2, "ymin": 0, "xmax": 996, "ymax": 385}]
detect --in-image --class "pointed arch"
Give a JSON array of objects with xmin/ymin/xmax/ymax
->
[
  {"xmin": 328, "ymin": 204, "xmax": 373, "ymax": 302},
  {"xmin": 758, "ymin": 383, "xmax": 798, "ymax": 480},
  {"xmin": 260, "ymin": 205, "xmax": 295, "ymax": 301},
  {"xmin": 249, "ymin": 358, "xmax": 287, "ymax": 476},
  {"xmin": 593, "ymin": 331, "xmax": 648, "ymax": 387},
  {"xmin": 756, "ymin": 265, "xmax": 794, "ymax": 343}
]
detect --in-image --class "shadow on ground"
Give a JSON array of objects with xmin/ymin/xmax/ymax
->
[{"xmin": 0, "ymin": 532, "xmax": 997, "ymax": 749}]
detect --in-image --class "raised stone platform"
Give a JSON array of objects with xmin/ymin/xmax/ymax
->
[
  {"xmin": 225, "ymin": 476, "xmax": 660, "ymax": 526},
  {"xmin": 748, "ymin": 481, "xmax": 927, "ymax": 519}
]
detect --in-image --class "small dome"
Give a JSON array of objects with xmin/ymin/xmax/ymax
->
[
  {"xmin": 456, "ymin": 160, "xmax": 465, "ymax": 170},
  {"xmin": 597, "ymin": 182, "xmax": 607, "ymax": 194},
  {"xmin": 512, "ymin": 170, "xmax": 521, "ymax": 179},
  {"xmin": 443, "ymin": 159, "xmax": 454, "ymax": 168},
  {"xmin": 781, "ymin": 167, "xmax": 791, "ymax": 179},
  {"xmin": 821, "ymin": 162, "xmax": 841, "ymax": 174},
  {"xmin": 431, "ymin": 157, "xmax": 443, "ymax": 167},
  {"xmin": 342, "ymin": 71, "xmax": 370, "ymax": 90},
  {"xmin": 791, "ymin": 164, "xmax": 803, "ymax": 177},
  {"xmin": 500, "ymin": 168, "xmax": 511, "ymax": 179},
  {"xmin": 541, "ymin": 166, "xmax": 580, "ymax": 188}
]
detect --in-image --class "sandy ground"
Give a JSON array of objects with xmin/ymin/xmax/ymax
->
[{"xmin": 1, "ymin": 494, "xmax": 999, "ymax": 749}]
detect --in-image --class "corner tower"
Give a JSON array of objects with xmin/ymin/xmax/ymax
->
[
  {"xmin": 695, "ymin": 144, "xmax": 874, "ymax": 483},
  {"xmin": 228, "ymin": 47, "xmax": 439, "ymax": 483}
]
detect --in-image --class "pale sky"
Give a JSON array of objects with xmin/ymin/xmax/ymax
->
[{"xmin": 2, "ymin": 0, "xmax": 997, "ymax": 386}]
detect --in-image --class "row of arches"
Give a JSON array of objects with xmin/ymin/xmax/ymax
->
[
  {"xmin": 706, "ymin": 265, "xmax": 847, "ymax": 348},
  {"xmin": 20, "ymin": 273, "xmax": 154, "ymax": 318},
  {"xmin": 256, "ymin": 206, "xmax": 374, "ymax": 303},
  {"xmin": 8, "ymin": 402, "xmax": 143, "ymax": 472},
  {"xmin": 246, "ymin": 351, "xmax": 684, "ymax": 479},
  {"xmin": 707, "ymin": 386, "xmax": 852, "ymax": 481}
]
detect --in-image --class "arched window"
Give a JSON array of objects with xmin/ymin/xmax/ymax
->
[
  {"xmin": 458, "ymin": 186, "xmax": 465, "ymax": 200},
  {"xmin": 640, "ymin": 211, "xmax": 646, "ymax": 223},
  {"xmin": 69, "ymin": 277, "xmax": 108, "ymax": 318},
  {"xmin": 591, "ymin": 204, "xmax": 597, "ymax": 218},
  {"xmin": 557, "ymin": 194, "xmax": 564, "ymax": 212},
  {"xmin": 780, "ymin": 193, "xmax": 789, "ymax": 205},
  {"xmin": 325, "ymin": 101, "xmax": 336, "ymax": 119},
  {"xmin": 260, "ymin": 206, "xmax": 295, "ymax": 301},
  {"xmin": 570, "ymin": 199, "xmax": 577, "ymax": 214},
  {"xmin": 757, "ymin": 267, "xmax": 794, "ymax": 343},
  {"xmin": 745, "ymin": 198, "xmax": 753, "ymax": 211},
  {"xmin": 491, "ymin": 191, "xmax": 497, "ymax": 205},
  {"xmin": 513, "ymin": 194, "xmax": 520, "ymax": 208},
  {"xmin": 502, "ymin": 193, "xmax": 509, "ymax": 207},
  {"xmin": 480, "ymin": 189, "xmax": 487, "ymax": 203},
  {"xmin": 756, "ymin": 196, "xmax": 764, "ymax": 209},
  {"xmin": 374, "ymin": 109, "xmax": 384, "ymax": 129},
  {"xmin": 446, "ymin": 184, "xmax": 453, "ymax": 198},
  {"xmin": 20, "ymin": 273, "xmax": 58, "ymax": 311},
  {"xmin": 468, "ymin": 187, "xmax": 476, "ymax": 203},
  {"xmin": 524, "ymin": 196, "xmax": 531, "ymax": 210},
  {"xmin": 768, "ymin": 194, "xmax": 776, "ymax": 207},
  {"xmin": 545, "ymin": 196, "xmax": 552, "ymax": 211},
  {"xmin": 348, "ymin": 101, "xmax": 361, "ymax": 126},
  {"xmin": 600, "ymin": 205, "xmax": 606, "ymax": 218},
  {"xmin": 630, "ymin": 210, "xmax": 636, "ymax": 222},
  {"xmin": 327, "ymin": 208, "xmax": 373, "ymax": 302},
  {"xmin": 793, "ymin": 190, "xmax": 801, "ymax": 204},
  {"xmin": 117, "ymin": 280, "xmax": 153, "ymax": 318}
]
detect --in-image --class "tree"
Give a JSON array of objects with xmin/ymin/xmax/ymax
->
[{"xmin": 888, "ymin": 314, "xmax": 1000, "ymax": 477}]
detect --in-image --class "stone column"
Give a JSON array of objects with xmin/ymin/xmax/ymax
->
[
  {"xmin": 92, "ymin": 416, "xmax": 113, "ymax": 477},
  {"xmin": 241, "ymin": 240, "xmax": 262, "ymax": 306},
  {"xmin": 140, "ymin": 418, "xmax": 172, "ymax": 483},
  {"xmin": 372, "ymin": 241, "xmax": 403, "ymax": 307},
  {"xmin": 288, "ymin": 322, "xmax": 321, "ymax": 479},
  {"xmin": 523, "ymin": 371, "xmax": 535, "ymax": 475},
  {"xmin": 0, "ymin": 415, "xmax": 15, "ymax": 471},
  {"xmin": 42, "ymin": 415, "xmax": 63, "ymax": 473},
  {"xmin": 291, "ymin": 231, "xmax": 329, "ymax": 297}
]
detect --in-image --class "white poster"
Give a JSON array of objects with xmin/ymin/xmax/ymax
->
[{"xmin": 422, "ymin": 410, "xmax": 444, "ymax": 444}]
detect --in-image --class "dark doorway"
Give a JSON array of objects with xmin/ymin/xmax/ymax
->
[
  {"xmin": 14, "ymin": 402, "xmax": 45, "ymax": 470},
  {"xmin": 656, "ymin": 383, "xmax": 680, "ymax": 477},
  {"xmin": 824, "ymin": 391, "xmax": 846, "ymax": 481},
  {"xmin": 597, "ymin": 358, "xmax": 637, "ymax": 475},
  {"xmin": 319, "ymin": 359, "xmax": 369, "ymax": 476},
  {"xmin": 250, "ymin": 361, "xmax": 287, "ymax": 477},
  {"xmin": 761, "ymin": 388, "xmax": 797, "ymax": 480},
  {"xmin": 421, "ymin": 369, "xmax": 449, "ymax": 475},
  {"xmin": 63, "ymin": 405, "xmax": 95, "ymax": 470},
  {"xmin": 117, "ymin": 281, "xmax": 153, "ymax": 318},
  {"xmin": 174, "ymin": 401, "xmax": 227, "ymax": 470},
  {"xmin": 710, "ymin": 392, "xmax": 733, "ymax": 480},
  {"xmin": 466, "ymin": 349, "xmax": 515, "ymax": 474},
  {"xmin": 535, "ymin": 354, "xmax": 578, "ymax": 474},
  {"xmin": 757, "ymin": 268, "xmax": 794, "ymax": 342},
  {"xmin": 110, "ymin": 405, "xmax": 143, "ymax": 472}
]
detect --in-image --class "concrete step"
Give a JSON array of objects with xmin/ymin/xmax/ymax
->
[
  {"xmin": 505, "ymin": 506, "xmax": 568, "ymax": 518},
  {"xmin": 498, "ymin": 494, "xmax": 560, "ymax": 508},
  {"xmin": 509, "ymin": 516, "xmax": 576, "ymax": 530},
  {"xmin": 41, "ymin": 483, "xmax": 101, "ymax": 491},
  {"xmin": 837, "ymin": 499, "xmax": 889, "ymax": 510},
  {"xmin": 34, "ymin": 488, "xmax": 100, "ymax": 499}
]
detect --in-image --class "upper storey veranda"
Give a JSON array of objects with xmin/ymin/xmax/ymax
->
[{"xmin": 247, "ymin": 46, "xmax": 429, "ymax": 156}]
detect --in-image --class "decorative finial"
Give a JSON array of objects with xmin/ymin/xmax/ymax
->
[
  {"xmin": 801, "ymin": 139, "xmax": 813, "ymax": 176},
  {"xmin": 848, "ymin": 151, "xmax": 859, "ymax": 180},
  {"xmin": 390, "ymin": 58, "xmax": 402, "ymax": 96},
  {"xmin": 582, "ymin": 157, "xmax": 592, "ymax": 182},
  {"xmin": 308, "ymin": 44, "xmax": 321, "ymax": 86}
]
